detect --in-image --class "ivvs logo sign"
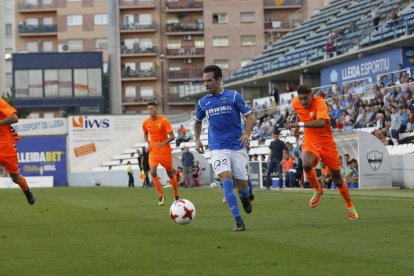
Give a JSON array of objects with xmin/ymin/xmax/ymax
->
[{"xmin": 72, "ymin": 117, "xmax": 110, "ymax": 128}]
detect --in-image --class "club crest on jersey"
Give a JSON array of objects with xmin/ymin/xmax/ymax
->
[
  {"xmin": 157, "ymin": 123, "xmax": 161, "ymax": 128},
  {"xmin": 310, "ymin": 112, "xmax": 315, "ymax": 119},
  {"xmin": 220, "ymin": 97, "xmax": 227, "ymax": 104}
]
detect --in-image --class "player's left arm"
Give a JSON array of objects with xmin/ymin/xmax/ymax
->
[{"xmin": 158, "ymin": 119, "xmax": 175, "ymax": 148}]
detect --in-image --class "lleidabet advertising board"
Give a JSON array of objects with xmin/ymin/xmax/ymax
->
[{"xmin": 68, "ymin": 115, "xmax": 146, "ymax": 173}]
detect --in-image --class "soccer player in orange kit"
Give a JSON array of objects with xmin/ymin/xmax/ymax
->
[
  {"xmin": 142, "ymin": 101, "xmax": 179, "ymax": 206},
  {"xmin": 289, "ymin": 84, "xmax": 358, "ymax": 220},
  {"xmin": 0, "ymin": 98, "xmax": 35, "ymax": 205}
]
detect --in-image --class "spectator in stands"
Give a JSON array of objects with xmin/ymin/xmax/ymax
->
[
  {"xmin": 193, "ymin": 160, "xmax": 201, "ymax": 187},
  {"xmin": 354, "ymin": 107, "xmax": 367, "ymax": 128},
  {"xmin": 371, "ymin": 5, "xmax": 381, "ymax": 30},
  {"xmin": 181, "ymin": 146, "xmax": 195, "ymax": 188},
  {"xmin": 265, "ymin": 130, "xmax": 287, "ymax": 190},
  {"xmin": 176, "ymin": 124, "xmax": 188, "ymax": 147},
  {"xmin": 325, "ymin": 38, "xmax": 336, "ymax": 58},
  {"xmin": 285, "ymin": 141, "xmax": 301, "ymax": 158},
  {"xmin": 126, "ymin": 161, "xmax": 134, "ymax": 187},
  {"xmin": 399, "ymin": 107, "xmax": 409, "ymax": 133},
  {"xmin": 318, "ymin": 160, "xmax": 332, "ymax": 189},
  {"xmin": 139, "ymin": 146, "xmax": 151, "ymax": 187},
  {"xmin": 175, "ymin": 166, "xmax": 185, "ymax": 187},
  {"xmin": 292, "ymin": 151, "xmax": 303, "ymax": 187},
  {"xmin": 270, "ymin": 83, "xmax": 279, "ymax": 105},
  {"xmin": 386, "ymin": 10, "xmax": 400, "ymax": 28},
  {"xmin": 282, "ymin": 151, "xmax": 295, "ymax": 188},
  {"xmin": 284, "ymin": 82, "xmax": 293, "ymax": 92},
  {"xmin": 346, "ymin": 159, "xmax": 359, "ymax": 189},
  {"xmin": 343, "ymin": 119, "xmax": 355, "ymax": 133}
]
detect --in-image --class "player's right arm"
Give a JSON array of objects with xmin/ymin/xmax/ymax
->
[
  {"xmin": 0, "ymin": 113, "xmax": 18, "ymax": 126},
  {"xmin": 194, "ymin": 120, "xmax": 204, "ymax": 154},
  {"xmin": 194, "ymin": 99, "xmax": 206, "ymax": 154}
]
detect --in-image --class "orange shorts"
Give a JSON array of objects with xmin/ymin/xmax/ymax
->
[
  {"xmin": 0, "ymin": 150, "xmax": 19, "ymax": 174},
  {"xmin": 302, "ymin": 140, "xmax": 340, "ymax": 171},
  {"xmin": 149, "ymin": 151, "xmax": 173, "ymax": 172}
]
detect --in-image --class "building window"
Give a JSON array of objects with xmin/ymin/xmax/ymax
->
[
  {"xmin": 241, "ymin": 35, "xmax": 256, "ymax": 46},
  {"xmin": 42, "ymin": 41, "xmax": 53, "ymax": 52},
  {"xmin": 58, "ymin": 69, "xmax": 72, "ymax": 97},
  {"xmin": 26, "ymin": 42, "xmax": 39, "ymax": 52},
  {"xmin": 26, "ymin": 18, "xmax": 39, "ymax": 26},
  {"xmin": 95, "ymin": 38, "xmax": 108, "ymax": 49},
  {"xmin": 214, "ymin": 59, "xmax": 229, "ymax": 70},
  {"xmin": 5, "ymin": 0, "xmax": 13, "ymax": 12},
  {"xmin": 139, "ymin": 14, "xmax": 152, "ymax": 25},
  {"xmin": 94, "ymin": 14, "xmax": 108, "ymax": 25},
  {"xmin": 74, "ymin": 68, "xmax": 102, "ymax": 97},
  {"xmin": 212, "ymin": 13, "xmax": 228, "ymax": 24},
  {"xmin": 194, "ymin": 37, "xmax": 204, "ymax": 48},
  {"xmin": 67, "ymin": 15, "xmax": 83, "ymax": 26},
  {"xmin": 44, "ymin": 69, "xmax": 59, "ymax": 97},
  {"xmin": 43, "ymin": 17, "xmax": 54, "ymax": 26},
  {"xmin": 5, "ymin": 48, "xmax": 13, "ymax": 61},
  {"xmin": 68, "ymin": 40, "xmax": 83, "ymax": 51},
  {"xmin": 240, "ymin": 12, "xmax": 255, "ymax": 23},
  {"xmin": 29, "ymin": 70, "xmax": 43, "ymax": 98},
  {"xmin": 5, "ymin": 24, "xmax": 12, "ymax": 38},
  {"xmin": 140, "ymin": 86, "xmax": 154, "ymax": 97},
  {"xmin": 125, "ymin": 86, "xmax": 136, "ymax": 98},
  {"xmin": 212, "ymin": 37, "xmax": 229, "ymax": 47},
  {"xmin": 167, "ymin": 39, "xmax": 181, "ymax": 49}
]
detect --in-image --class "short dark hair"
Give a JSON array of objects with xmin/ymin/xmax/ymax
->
[
  {"xmin": 204, "ymin": 65, "xmax": 222, "ymax": 80},
  {"xmin": 273, "ymin": 130, "xmax": 280, "ymax": 135},
  {"xmin": 147, "ymin": 100, "xmax": 158, "ymax": 107},
  {"xmin": 296, "ymin": 84, "xmax": 312, "ymax": 95}
]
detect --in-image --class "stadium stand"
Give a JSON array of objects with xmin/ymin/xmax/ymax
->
[{"xmin": 225, "ymin": 0, "xmax": 413, "ymax": 84}]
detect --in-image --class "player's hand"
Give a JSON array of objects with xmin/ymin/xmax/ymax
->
[
  {"xmin": 288, "ymin": 122, "xmax": 299, "ymax": 128},
  {"xmin": 195, "ymin": 139, "xmax": 204, "ymax": 154},
  {"xmin": 239, "ymin": 134, "xmax": 250, "ymax": 147},
  {"xmin": 156, "ymin": 142, "xmax": 163, "ymax": 148}
]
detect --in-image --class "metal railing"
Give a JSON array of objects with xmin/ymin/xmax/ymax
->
[
  {"xmin": 166, "ymin": 47, "xmax": 204, "ymax": 56},
  {"xmin": 18, "ymin": 24, "xmax": 57, "ymax": 34},
  {"xmin": 120, "ymin": 21, "xmax": 157, "ymax": 31},
  {"xmin": 166, "ymin": 0, "xmax": 203, "ymax": 10},
  {"xmin": 121, "ymin": 45, "xmax": 157, "ymax": 55},
  {"xmin": 119, "ymin": 0, "xmax": 155, "ymax": 8},
  {"xmin": 263, "ymin": 0, "xmax": 303, "ymax": 7},
  {"xmin": 166, "ymin": 22, "xmax": 204, "ymax": 32},
  {"xmin": 17, "ymin": 0, "xmax": 57, "ymax": 10}
]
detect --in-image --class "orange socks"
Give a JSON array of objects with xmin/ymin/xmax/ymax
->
[
  {"xmin": 152, "ymin": 176, "xmax": 163, "ymax": 198},
  {"xmin": 304, "ymin": 169, "xmax": 322, "ymax": 192},
  {"xmin": 18, "ymin": 175, "xmax": 28, "ymax": 191},
  {"xmin": 337, "ymin": 181, "xmax": 353, "ymax": 209},
  {"xmin": 169, "ymin": 176, "xmax": 179, "ymax": 198}
]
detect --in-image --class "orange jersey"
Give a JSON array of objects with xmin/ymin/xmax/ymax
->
[
  {"xmin": 0, "ymin": 98, "xmax": 17, "ymax": 152},
  {"xmin": 292, "ymin": 96, "xmax": 334, "ymax": 146},
  {"xmin": 142, "ymin": 115, "xmax": 173, "ymax": 153}
]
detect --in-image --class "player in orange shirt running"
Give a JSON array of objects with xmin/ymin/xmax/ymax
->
[
  {"xmin": 142, "ymin": 101, "xmax": 179, "ymax": 206},
  {"xmin": 0, "ymin": 98, "xmax": 35, "ymax": 205},
  {"xmin": 289, "ymin": 84, "xmax": 358, "ymax": 220}
]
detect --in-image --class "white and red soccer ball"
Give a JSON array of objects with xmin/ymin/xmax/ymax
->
[{"xmin": 169, "ymin": 199, "xmax": 196, "ymax": 225}]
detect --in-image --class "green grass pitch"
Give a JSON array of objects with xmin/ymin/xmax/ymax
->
[{"xmin": 1, "ymin": 187, "xmax": 413, "ymax": 275}]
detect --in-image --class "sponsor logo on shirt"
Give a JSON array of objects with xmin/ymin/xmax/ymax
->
[{"xmin": 206, "ymin": 106, "xmax": 232, "ymax": 117}]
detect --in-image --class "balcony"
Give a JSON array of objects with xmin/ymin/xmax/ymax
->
[
  {"xmin": 121, "ymin": 45, "xmax": 157, "ymax": 56},
  {"xmin": 119, "ymin": 0, "xmax": 155, "ymax": 9},
  {"xmin": 166, "ymin": 47, "xmax": 204, "ymax": 58},
  {"xmin": 167, "ymin": 69, "xmax": 204, "ymax": 81},
  {"xmin": 166, "ymin": 22, "xmax": 204, "ymax": 34},
  {"xmin": 18, "ymin": 24, "xmax": 58, "ymax": 36},
  {"xmin": 17, "ymin": 0, "xmax": 57, "ymax": 12},
  {"xmin": 166, "ymin": 0, "xmax": 203, "ymax": 12},
  {"xmin": 121, "ymin": 68, "xmax": 157, "ymax": 81},
  {"xmin": 263, "ymin": 0, "xmax": 303, "ymax": 9},
  {"xmin": 264, "ymin": 19, "xmax": 302, "ymax": 31},
  {"xmin": 120, "ymin": 21, "xmax": 157, "ymax": 33},
  {"xmin": 123, "ymin": 87, "xmax": 156, "ymax": 104}
]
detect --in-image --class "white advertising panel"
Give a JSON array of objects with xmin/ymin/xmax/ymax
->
[
  {"xmin": 0, "ymin": 176, "xmax": 53, "ymax": 188},
  {"xmin": 68, "ymin": 115, "xmax": 146, "ymax": 173},
  {"xmin": 357, "ymin": 131, "xmax": 392, "ymax": 188},
  {"xmin": 13, "ymin": 118, "xmax": 68, "ymax": 136}
]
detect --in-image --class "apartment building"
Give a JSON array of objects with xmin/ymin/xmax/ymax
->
[
  {"xmin": 0, "ymin": 0, "xmax": 15, "ymax": 97},
  {"xmin": 12, "ymin": 0, "xmax": 324, "ymax": 115}
]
